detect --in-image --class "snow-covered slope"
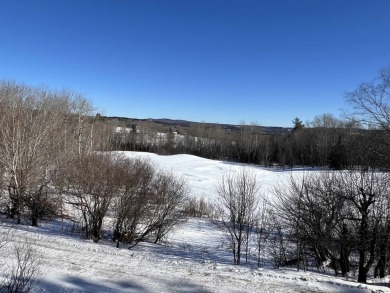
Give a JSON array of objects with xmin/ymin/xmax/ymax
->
[
  {"xmin": 1, "ymin": 218, "xmax": 388, "ymax": 293},
  {"xmin": 119, "ymin": 151, "xmax": 317, "ymax": 202},
  {"xmin": 0, "ymin": 152, "xmax": 388, "ymax": 293}
]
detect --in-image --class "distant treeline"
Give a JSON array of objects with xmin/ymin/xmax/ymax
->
[
  {"xmin": 110, "ymin": 115, "xmax": 390, "ymax": 170},
  {"xmin": 110, "ymin": 67, "xmax": 390, "ymax": 170}
]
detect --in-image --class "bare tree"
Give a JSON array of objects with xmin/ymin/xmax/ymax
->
[
  {"xmin": 184, "ymin": 197, "xmax": 214, "ymax": 218},
  {"xmin": 144, "ymin": 170, "xmax": 188, "ymax": 244},
  {"xmin": 0, "ymin": 161, "xmax": 6, "ymax": 212},
  {"xmin": 112, "ymin": 157, "xmax": 155, "ymax": 247},
  {"xmin": 267, "ymin": 210, "xmax": 289, "ymax": 269},
  {"xmin": 346, "ymin": 68, "xmax": 390, "ymax": 130},
  {"xmin": 274, "ymin": 172, "xmax": 348, "ymax": 274},
  {"xmin": 68, "ymin": 95, "xmax": 95, "ymax": 158},
  {"xmin": 0, "ymin": 81, "xmax": 114, "ymax": 229},
  {"xmin": 0, "ymin": 239, "xmax": 41, "ymax": 293},
  {"xmin": 346, "ymin": 68, "xmax": 390, "ymax": 168},
  {"xmin": 214, "ymin": 168, "xmax": 260, "ymax": 265},
  {"xmin": 0, "ymin": 82, "xmax": 73, "ymax": 225},
  {"xmin": 62, "ymin": 153, "xmax": 121, "ymax": 242},
  {"xmin": 255, "ymin": 199, "xmax": 269, "ymax": 267},
  {"xmin": 274, "ymin": 169, "xmax": 390, "ymax": 283},
  {"xmin": 338, "ymin": 170, "xmax": 390, "ymax": 283},
  {"xmin": 113, "ymin": 159, "xmax": 188, "ymax": 247}
]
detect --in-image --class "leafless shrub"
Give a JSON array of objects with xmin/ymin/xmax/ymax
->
[
  {"xmin": 112, "ymin": 158, "xmax": 188, "ymax": 247},
  {"xmin": 112, "ymin": 157, "xmax": 155, "ymax": 247},
  {"xmin": 184, "ymin": 197, "xmax": 214, "ymax": 218},
  {"xmin": 273, "ymin": 170, "xmax": 390, "ymax": 283},
  {"xmin": 0, "ymin": 223, "xmax": 12, "ymax": 251},
  {"xmin": 214, "ymin": 168, "xmax": 260, "ymax": 265},
  {"xmin": 0, "ymin": 239, "xmax": 41, "ymax": 293},
  {"xmin": 267, "ymin": 210, "xmax": 288, "ymax": 269},
  {"xmin": 146, "ymin": 170, "xmax": 188, "ymax": 244},
  {"xmin": 61, "ymin": 153, "xmax": 121, "ymax": 242}
]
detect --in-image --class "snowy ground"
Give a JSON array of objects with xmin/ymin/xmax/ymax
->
[
  {"xmin": 118, "ymin": 151, "xmax": 320, "ymax": 202},
  {"xmin": 1, "ymin": 152, "xmax": 389, "ymax": 293}
]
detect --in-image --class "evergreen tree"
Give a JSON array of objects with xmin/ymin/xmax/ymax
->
[{"xmin": 292, "ymin": 117, "xmax": 304, "ymax": 132}]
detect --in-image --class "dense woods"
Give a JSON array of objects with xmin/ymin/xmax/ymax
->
[
  {"xmin": 118, "ymin": 115, "xmax": 390, "ymax": 170},
  {"xmin": 110, "ymin": 113, "xmax": 386, "ymax": 171}
]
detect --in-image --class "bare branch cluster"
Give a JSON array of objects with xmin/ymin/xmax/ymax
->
[
  {"xmin": 0, "ymin": 239, "xmax": 41, "ymax": 293},
  {"xmin": 274, "ymin": 170, "xmax": 390, "ymax": 283},
  {"xmin": 111, "ymin": 158, "xmax": 188, "ymax": 247},
  {"xmin": 214, "ymin": 168, "xmax": 262, "ymax": 265},
  {"xmin": 0, "ymin": 81, "xmax": 112, "ymax": 226},
  {"xmin": 0, "ymin": 81, "xmax": 189, "ymax": 249}
]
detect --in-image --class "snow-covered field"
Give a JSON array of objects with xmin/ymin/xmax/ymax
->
[
  {"xmin": 118, "ymin": 151, "xmax": 314, "ymax": 202},
  {"xmin": 1, "ymin": 152, "xmax": 389, "ymax": 293}
]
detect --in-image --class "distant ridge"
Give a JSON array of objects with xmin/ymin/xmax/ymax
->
[{"xmin": 100, "ymin": 115, "xmax": 291, "ymax": 135}]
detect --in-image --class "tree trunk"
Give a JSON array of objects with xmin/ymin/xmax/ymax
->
[
  {"xmin": 233, "ymin": 241, "xmax": 237, "ymax": 265},
  {"xmin": 358, "ymin": 250, "xmax": 367, "ymax": 283},
  {"xmin": 340, "ymin": 224, "xmax": 350, "ymax": 276},
  {"xmin": 114, "ymin": 223, "xmax": 121, "ymax": 248},
  {"xmin": 31, "ymin": 208, "xmax": 39, "ymax": 227},
  {"xmin": 31, "ymin": 196, "xmax": 40, "ymax": 227},
  {"xmin": 340, "ymin": 252, "xmax": 349, "ymax": 277},
  {"xmin": 374, "ymin": 238, "xmax": 387, "ymax": 279},
  {"xmin": 374, "ymin": 258, "xmax": 386, "ymax": 278},
  {"xmin": 92, "ymin": 218, "xmax": 103, "ymax": 242},
  {"xmin": 237, "ymin": 240, "xmax": 241, "ymax": 265}
]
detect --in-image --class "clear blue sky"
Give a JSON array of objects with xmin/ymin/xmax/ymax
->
[{"xmin": 1, "ymin": 0, "xmax": 389, "ymax": 127}]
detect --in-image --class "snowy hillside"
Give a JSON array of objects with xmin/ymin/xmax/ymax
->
[
  {"xmin": 118, "ymin": 151, "xmax": 316, "ymax": 202},
  {"xmin": 0, "ymin": 152, "xmax": 389, "ymax": 293}
]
